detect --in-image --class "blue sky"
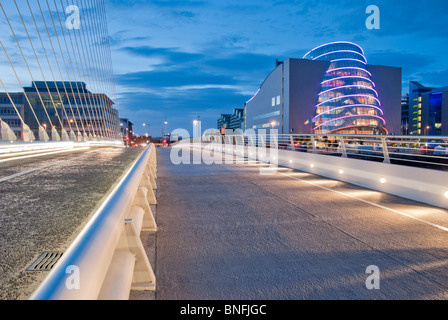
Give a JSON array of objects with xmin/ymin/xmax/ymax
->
[
  {"xmin": 106, "ymin": 0, "xmax": 448, "ymax": 136},
  {"xmin": 2, "ymin": 1, "xmax": 446, "ymax": 137}
]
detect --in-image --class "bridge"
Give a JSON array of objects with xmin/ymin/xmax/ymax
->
[
  {"xmin": 1, "ymin": 1, "xmax": 448, "ymax": 302},
  {"xmin": 1, "ymin": 132, "xmax": 448, "ymax": 300}
]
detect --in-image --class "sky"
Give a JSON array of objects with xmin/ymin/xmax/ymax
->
[
  {"xmin": 1, "ymin": 0, "xmax": 448, "ymax": 137},
  {"xmin": 104, "ymin": 0, "xmax": 448, "ymax": 137}
]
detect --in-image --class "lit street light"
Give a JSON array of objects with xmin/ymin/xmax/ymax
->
[{"xmin": 143, "ymin": 122, "xmax": 150, "ymax": 138}]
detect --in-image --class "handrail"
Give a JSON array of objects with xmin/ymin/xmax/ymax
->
[
  {"xmin": 29, "ymin": 144, "xmax": 158, "ymax": 300},
  {"xmin": 203, "ymin": 133, "xmax": 448, "ymax": 170}
]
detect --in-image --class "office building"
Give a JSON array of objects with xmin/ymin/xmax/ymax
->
[
  {"xmin": 217, "ymin": 108, "xmax": 245, "ymax": 134},
  {"xmin": 120, "ymin": 118, "xmax": 134, "ymax": 141},
  {"xmin": 0, "ymin": 93, "xmax": 26, "ymax": 140},
  {"xmin": 405, "ymin": 81, "xmax": 448, "ymax": 136},
  {"xmin": 217, "ymin": 114, "xmax": 232, "ymax": 131},
  {"xmin": 245, "ymin": 41, "xmax": 402, "ymax": 135},
  {"xmin": 401, "ymin": 94, "xmax": 410, "ymax": 135},
  {"xmin": 0, "ymin": 81, "xmax": 120, "ymax": 141}
]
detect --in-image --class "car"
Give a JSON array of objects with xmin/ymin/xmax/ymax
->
[
  {"xmin": 434, "ymin": 145, "xmax": 447, "ymax": 156},
  {"xmin": 420, "ymin": 145, "xmax": 435, "ymax": 155}
]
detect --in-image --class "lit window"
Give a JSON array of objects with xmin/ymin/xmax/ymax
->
[
  {"xmin": 272, "ymin": 97, "xmax": 276, "ymax": 107},
  {"xmin": 277, "ymin": 95, "xmax": 281, "ymax": 105}
]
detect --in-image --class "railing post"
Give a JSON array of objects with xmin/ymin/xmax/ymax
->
[
  {"xmin": 381, "ymin": 137, "xmax": 391, "ymax": 164},
  {"xmin": 249, "ymin": 135, "xmax": 255, "ymax": 147},
  {"xmin": 339, "ymin": 137, "xmax": 347, "ymax": 158},
  {"xmin": 311, "ymin": 136, "xmax": 317, "ymax": 154}
]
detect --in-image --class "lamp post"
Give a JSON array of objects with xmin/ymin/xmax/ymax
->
[{"xmin": 143, "ymin": 122, "xmax": 150, "ymax": 138}]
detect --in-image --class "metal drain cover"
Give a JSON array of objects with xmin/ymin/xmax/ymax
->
[{"xmin": 27, "ymin": 252, "xmax": 63, "ymax": 271}]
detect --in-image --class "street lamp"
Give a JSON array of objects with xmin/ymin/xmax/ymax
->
[{"xmin": 143, "ymin": 122, "xmax": 150, "ymax": 138}]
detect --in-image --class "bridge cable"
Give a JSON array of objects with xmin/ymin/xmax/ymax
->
[
  {"xmin": 43, "ymin": 0, "xmax": 88, "ymax": 138},
  {"xmin": 82, "ymin": 0, "xmax": 116, "ymax": 139},
  {"xmin": 51, "ymin": 0, "xmax": 92, "ymax": 138},
  {"xmin": 20, "ymin": 0, "xmax": 72, "ymax": 137},
  {"xmin": 36, "ymin": 0, "xmax": 82, "ymax": 137},
  {"xmin": 0, "ymin": 3, "xmax": 55, "ymax": 132},
  {"xmin": 69, "ymin": 0, "xmax": 110, "ymax": 139}
]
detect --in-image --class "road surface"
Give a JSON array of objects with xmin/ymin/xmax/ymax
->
[{"xmin": 0, "ymin": 146, "xmax": 142, "ymax": 300}]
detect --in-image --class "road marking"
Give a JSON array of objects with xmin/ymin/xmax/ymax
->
[
  {"xmin": 238, "ymin": 157, "xmax": 448, "ymax": 232},
  {"xmin": 201, "ymin": 148, "xmax": 448, "ymax": 233},
  {"xmin": 0, "ymin": 150, "xmax": 96, "ymax": 183},
  {"xmin": 0, "ymin": 147, "xmax": 90, "ymax": 164},
  {"xmin": 0, "ymin": 147, "xmax": 74, "ymax": 159},
  {"xmin": 276, "ymin": 170, "xmax": 448, "ymax": 233}
]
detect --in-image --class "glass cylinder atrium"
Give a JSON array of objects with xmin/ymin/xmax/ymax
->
[{"xmin": 303, "ymin": 42, "xmax": 387, "ymax": 135}]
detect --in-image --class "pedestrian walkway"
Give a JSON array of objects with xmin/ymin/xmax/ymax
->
[{"xmin": 132, "ymin": 147, "xmax": 448, "ymax": 300}]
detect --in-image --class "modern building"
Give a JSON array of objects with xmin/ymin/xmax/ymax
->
[
  {"xmin": 217, "ymin": 113, "xmax": 232, "ymax": 132},
  {"xmin": 405, "ymin": 81, "xmax": 448, "ymax": 136},
  {"xmin": 0, "ymin": 93, "xmax": 25, "ymax": 140},
  {"xmin": 230, "ymin": 108, "xmax": 244, "ymax": 131},
  {"xmin": 401, "ymin": 93, "xmax": 410, "ymax": 135},
  {"xmin": 0, "ymin": 81, "xmax": 120, "ymax": 141},
  {"xmin": 245, "ymin": 41, "xmax": 402, "ymax": 135},
  {"xmin": 217, "ymin": 108, "xmax": 244, "ymax": 134},
  {"xmin": 120, "ymin": 118, "xmax": 134, "ymax": 141}
]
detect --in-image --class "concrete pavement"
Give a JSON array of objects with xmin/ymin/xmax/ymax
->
[{"xmin": 134, "ymin": 147, "xmax": 448, "ymax": 300}]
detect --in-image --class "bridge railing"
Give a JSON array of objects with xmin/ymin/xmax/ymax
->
[
  {"xmin": 29, "ymin": 144, "xmax": 158, "ymax": 300},
  {"xmin": 200, "ymin": 133, "xmax": 448, "ymax": 209},
  {"xmin": 205, "ymin": 133, "xmax": 448, "ymax": 170}
]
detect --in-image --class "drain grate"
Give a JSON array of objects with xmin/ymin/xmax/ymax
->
[{"xmin": 27, "ymin": 252, "xmax": 63, "ymax": 272}]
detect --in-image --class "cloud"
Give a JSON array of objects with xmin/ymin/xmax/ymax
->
[
  {"xmin": 413, "ymin": 70, "xmax": 448, "ymax": 88},
  {"xmin": 106, "ymin": 0, "xmax": 448, "ymax": 135},
  {"xmin": 120, "ymin": 46, "xmax": 205, "ymax": 66},
  {"xmin": 116, "ymin": 68, "xmax": 237, "ymax": 90}
]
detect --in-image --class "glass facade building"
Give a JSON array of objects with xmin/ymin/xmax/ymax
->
[
  {"xmin": 406, "ymin": 81, "xmax": 448, "ymax": 136},
  {"xmin": 303, "ymin": 42, "xmax": 387, "ymax": 135}
]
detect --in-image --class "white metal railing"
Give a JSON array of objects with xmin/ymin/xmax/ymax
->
[
  {"xmin": 29, "ymin": 144, "xmax": 158, "ymax": 300},
  {"xmin": 203, "ymin": 133, "xmax": 448, "ymax": 170}
]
